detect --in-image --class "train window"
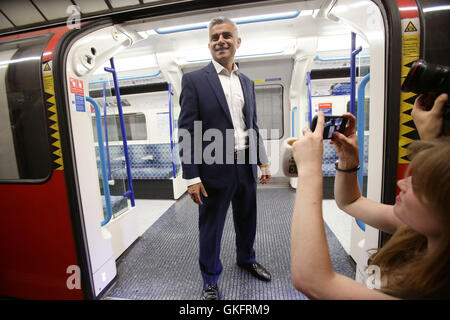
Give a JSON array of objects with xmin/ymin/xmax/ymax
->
[
  {"xmin": 92, "ymin": 112, "xmax": 147, "ymax": 142},
  {"xmin": 0, "ymin": 34, "xmax": 52, "ymax": 182},
  {"xmin": 254, "ymin": 84, "xmax": 284, "ymax": 140}
]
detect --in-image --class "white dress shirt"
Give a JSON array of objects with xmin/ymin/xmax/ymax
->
[{"xmin": 186, "ymin": 60, "xmax": 249, "ymax": 187}]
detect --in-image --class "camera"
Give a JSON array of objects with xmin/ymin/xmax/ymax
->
[
  {"xmin": 401, "ymin": 59, "xmax": 450, "ymax": 136},
  {"xmin": 281, "ymin": 114, "xmax": 349, "ymax": 177},
  {"xmin": 401, "ymin": 59, "xmax": 450, "ymax": 94},
  {"xmin": 311, "ymin": 115, "xmax": 348, "ymax": 140}
]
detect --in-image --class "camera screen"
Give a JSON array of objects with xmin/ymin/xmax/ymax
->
[{"xmin": 324, "ymin": 117, "xmax": 344, "ymax": 139}]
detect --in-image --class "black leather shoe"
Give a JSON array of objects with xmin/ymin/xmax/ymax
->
[
  {"xmin": 237, "ymin": 262, "xmax": 272, "ymax": 282},
  {"xmin": 202, "ymin": 284, "xmax": 220, "ymax": 300}
]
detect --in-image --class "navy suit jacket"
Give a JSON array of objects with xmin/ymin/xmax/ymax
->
[{"xmin": 178, "ymin": 62, "xmax": 268, "ymax": 189}]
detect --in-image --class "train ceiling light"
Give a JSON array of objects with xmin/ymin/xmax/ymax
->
[{"xmin": 153, "ymin": 11, "xmax": 305, "ymax": 35}]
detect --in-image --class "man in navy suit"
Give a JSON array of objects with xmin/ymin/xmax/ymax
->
[{"xmin": 178, "ymin": 17, "xmax": 272, "ymax": 300}]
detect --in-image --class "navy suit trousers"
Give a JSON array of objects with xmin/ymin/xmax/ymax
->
[{"xmin": 198, "ymin": 163, "xmax": 257, "ymax": 286}]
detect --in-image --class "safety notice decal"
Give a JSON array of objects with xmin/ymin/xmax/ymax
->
[
  {"xmin": 69, "ymin": 77, "xmax": 84, "ymax": 95},
  {"xmin": 396, "ymin": 0, "xmax": 420, "ymax": 190},
  {"xmin": 69, "ymin": 77, "xmax": 86, "ymax": 112},
  {"xmin": 400, "ymin": 18, "xmax": 421, "ymax": 79},
  {"xmin": 404, "ymin": 20, "xmax": 418, "ymax": 33},
  {"xmin": 42, "ymin": 61, "xmax": 64, "ymax": 170},
  {"xmin": 398, "ymin": 12, "xmax": 420, "ymax": 165}
]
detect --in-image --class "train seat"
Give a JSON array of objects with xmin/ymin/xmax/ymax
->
[
  {"xmin": 322, "ymin": 135, "xmax": 369, "ymax": 177},
  {"xmin": 96, "ymin": 143, "xmax": 181, "ymax": 180}
]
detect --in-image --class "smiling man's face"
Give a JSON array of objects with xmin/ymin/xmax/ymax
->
[{"xmin": 208, "ymin": 22, "xmax": 241, "ymax": 68}]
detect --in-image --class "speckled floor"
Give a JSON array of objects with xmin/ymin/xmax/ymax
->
[{"xmin": 103, "ymin": 187, "xmax": 355, "ymax": 300}]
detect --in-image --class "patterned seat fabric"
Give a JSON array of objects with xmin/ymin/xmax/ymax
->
[
  {"xmin": 96, "ymin": 143, "xmax": 181, "ymax": 180},
  {"xmin": 322, "ymin": 135, "xmax": 369, "ymax": 177}
]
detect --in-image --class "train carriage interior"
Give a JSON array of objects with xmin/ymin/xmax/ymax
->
[{"xmin": 3, "ymin": 0, "xmax": 446, "ymax": 300}]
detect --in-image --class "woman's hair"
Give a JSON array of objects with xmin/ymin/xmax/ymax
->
[{"xmin": 369, "ymin": 137, "xmax": 450, "ymax": 299}]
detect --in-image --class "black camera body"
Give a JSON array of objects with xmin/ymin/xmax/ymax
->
[
  {"xmin": 401, "ymin": 59, "xmax": 450, "ymax": 136},
  {"xmin": 310, "ymin": 115, "xmax": 348, "ymax": 140}
]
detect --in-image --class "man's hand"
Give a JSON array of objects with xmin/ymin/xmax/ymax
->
[
  {"xmin": 188, "ymin": 182, "xmax": 208, "ymax": 205},
  {"xmin": 259, "ymin": 164, "xmax": 271, "ymax": 184}
]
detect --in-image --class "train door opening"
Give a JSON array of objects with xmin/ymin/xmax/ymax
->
[
  {"xmin": 65, "ymin": 24, "xmax": 187, "ymax": 296},
  {"xmin": 60, "ymin": 0, "xmax": 392, "ymax": 298}
]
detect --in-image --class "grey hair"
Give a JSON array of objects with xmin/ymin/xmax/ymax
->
[{"xmin": 208, "ymin": 16, "xmax": 238, "ymax": 35}]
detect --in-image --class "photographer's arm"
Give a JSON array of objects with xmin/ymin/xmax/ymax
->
[
  {"xmin": 332, "ymin": 114, "xmax": 403, "ymax": 234},
  {"xmin": 334, "ymin": 162, "xmax": 401, "ymax": 234},
  {"xmin": 290, "ymin": 112, "xmax": 395, "ymax": 299}
]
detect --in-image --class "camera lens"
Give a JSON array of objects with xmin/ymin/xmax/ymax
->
[{"xmin": 402, "ymin": 59, "xmax": 450, "ymax": 94}]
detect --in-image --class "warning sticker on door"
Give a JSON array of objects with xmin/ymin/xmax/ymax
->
[
  {"xmin": 401, "ymin": 18, "xmax": 420, "ymax": 36},
  {"xmin": 69, "ymin": 77, "xmax": 84, "ymax": 95},
  {"xmin": 42, "ymin": 60, "xmax": 64, "ymax": 170},
  {"xmin": 43, "ymin": 62, "xmax": 52, "ymax": 72},
  {"xmin": 404, "ymin": 21, "xmax": 418, "ymax": 32},
  {"xmin": 399, "ymin": 16, "xmax": 420, "ymax": 164},
  {"xmin": 74, "ymin": 94, "xmax": 86, "ymax": 112}
]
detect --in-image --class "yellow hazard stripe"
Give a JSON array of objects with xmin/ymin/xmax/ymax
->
[
  {"xmin": 398, "ymin": 29, "xmax": 420, "ymax": 164},
  {"xmin": 43, "ymin": 63, "xmax": 64, "ymax": 170}
]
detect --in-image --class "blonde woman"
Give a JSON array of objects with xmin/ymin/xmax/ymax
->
[{"xmin": 290, "ymin": 111, "xmax": 450, "ymax": 299}]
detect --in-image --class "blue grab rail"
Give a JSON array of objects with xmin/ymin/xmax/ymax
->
[
  {"xmin": 168, "ymin": 83, "xmax": 176, "ymax": 178},
  {"xmin": 350, "ymin": 32, "xmax": 363, "ymax": 116},
  {"xmin": 350, "ymin": 32, "xmax": 365, "ymax": 232},
  {"xmin": 291, "ymin": 106, "xmax": 298, "ymax": 137},
  {"xmin": 103, "ymin": 83, "xmax": 112, "ymax": 181},
  {"xmin": 357, "ymin": 74, "xmax": 370, "ymax": 195},
  {"xmin": 86, "ymin": 96, "xmax": 113, "ymax": 227},
  {"xmin": 307, "ymin": 71, "xmax": 313, "ymax": 126},
  {"xmin": 104, "ymin": 57, "xmax": 135, "ymax": 207}
]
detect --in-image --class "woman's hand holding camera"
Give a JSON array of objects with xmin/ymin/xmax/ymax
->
[
  {"xmin": 330, "ymin": 113, "xmax": 359, "ymax": 170},
  {"xmin": 292, "ymin": 112, "xmax": 361, "ymax": 174},
  {"xmin": 292, "ymin": 112, "xmax": 325, "ymax": 175}
]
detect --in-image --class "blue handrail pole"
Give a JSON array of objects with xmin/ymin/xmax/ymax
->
[
  {"xmin": 350, "ymin": 32, "xmax": 363, "ymax": 116},
  {"xmin": 86, "ymin": 96, "xmax": 113, "ymax": 227},
  {"xmin": 291, "ymin": 106, "xmax": 298, "ymax": 137},
  {"xmin": 357, "ymin": 74, "xmax": 370, "ymax": 197},
  {"xmin": 350, "ymin": 32, "xmax": 365, "ymax": 232},
  {"xmin": 103, "ymin": 83, "xmax": 112, "ymax": 181},
  {"xmin": 307, "ymin": 71, "xmax": 313, "ymax": 126},
  {"xmin": 104, "ymin": 58, "xmax": 135, "ymax": 207},
  {"xmin": 168, "ymin": 83, "xmax": 177, "ymax": 178}
]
